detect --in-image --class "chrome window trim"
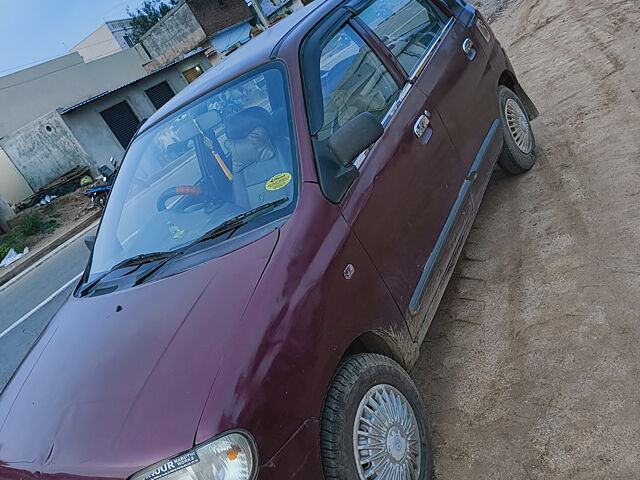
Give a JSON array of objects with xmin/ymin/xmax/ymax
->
[
  {"xmin": 353, "ymin": 17, "xmax": 455, "ymax": 169},
  {"xmin": 408, "ymin": 17, "xmax": 456, "ymax": 83}
]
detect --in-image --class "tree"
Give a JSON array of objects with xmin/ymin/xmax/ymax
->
[{"xmin": 127, "ymin": 0, "xmax": 180, "ymax": 44}]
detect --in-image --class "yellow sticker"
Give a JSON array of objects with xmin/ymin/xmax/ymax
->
[{"xmin": 265, "ymin": 172, "xmax": 292, "ymax": 191}]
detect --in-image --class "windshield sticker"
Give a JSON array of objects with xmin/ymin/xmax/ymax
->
[
  {"xmin": 143, "ymin": 451, "xmax": 200, "ymax": 480},
  {"xmin": 265, "ymin": 173, "xmax": 292, "ymax": 191},
  {"xmin": 167, "ymin": 222, "xmax": 185, "ymax": 240}
]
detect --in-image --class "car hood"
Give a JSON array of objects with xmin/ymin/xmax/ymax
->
[{"xmin": 0, "ymin": 230, "xmax": 278, "ymax": 479}]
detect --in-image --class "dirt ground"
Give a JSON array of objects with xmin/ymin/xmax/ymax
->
[
  {"xmin": 46, "ymin": 188, "xmax": 97, "ymax": 224},
  {"xmin": 411, "ymin": 0, "xmax": 640, "ymax": 478},
  {"xmin": 473, "ymin": 0, "xmax": 513, "ymax": 21}
]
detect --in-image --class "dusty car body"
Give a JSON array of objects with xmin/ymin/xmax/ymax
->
[{"xmin": 0, "ymin": 0, "xmax": 537, "ymax": 478}]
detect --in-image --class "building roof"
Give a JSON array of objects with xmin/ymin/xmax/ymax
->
[
  {"xmin": 105, "ymin": 18, "xmax": 133, "ymax": 26},
  {"xmin": 59, "ymin": 48, "xmax": 206, "ymax": 114}
]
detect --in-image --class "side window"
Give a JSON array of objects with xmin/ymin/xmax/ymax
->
[
  {"xmin": 318, "ymin": 25, "xmax": 400, "ymax": 141},
  {"xmin": 357, "ymin": 0, "xmax": 449, "ymax": 75}
]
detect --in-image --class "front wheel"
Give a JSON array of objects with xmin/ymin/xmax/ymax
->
[
  {"xmin": 497, "ymin": 86, "xmax": 537, "ymax": 175},
  {"xmin": 321, "ymin": 354, "xmax": 432, "ymax": 480}
]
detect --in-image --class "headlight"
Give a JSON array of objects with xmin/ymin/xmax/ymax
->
[{"xmin": 130, "ymin": 431, "xmax": 257, "ymax": 480}]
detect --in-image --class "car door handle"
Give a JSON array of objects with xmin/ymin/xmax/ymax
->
[
  {"xmin": 462, "ymin": 38, "xmax": 476, "ymax": 60},
  {"xmin": 414, "ymin": 110, "xmax": 431, "ymax": 138}
]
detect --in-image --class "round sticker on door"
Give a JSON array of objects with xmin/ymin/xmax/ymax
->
[{"xmin": 265, "ymin": 173, "xmax": 292, "ymax": 191}]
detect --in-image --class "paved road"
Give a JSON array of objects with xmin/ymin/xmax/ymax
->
[{"xmin": 0, "ymin": 227, "xmax": 95, "ymax": 391}]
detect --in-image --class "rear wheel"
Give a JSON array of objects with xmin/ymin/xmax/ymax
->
[
  {"xmin": 497, "ymin": 86, "xmax": 536, "ymax": 174},
  {"xmin": 321, "ymin": 354, "xmax": 432, "ymax": 480}
]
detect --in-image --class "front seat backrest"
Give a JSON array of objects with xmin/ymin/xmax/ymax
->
[{"xmin": 226, "ymin": 107, "xmax": 291, "ymax": 208}]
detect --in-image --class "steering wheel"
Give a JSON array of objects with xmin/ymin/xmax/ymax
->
[{"xmin": 157, "ymin": 186, "xmax": 209, "ymax": 212}]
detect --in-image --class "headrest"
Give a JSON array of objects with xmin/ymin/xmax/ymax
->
[
  {"xmin": 174, "ymin": 121, "xmax": 199, "ymax": 142},
  {"xmin": 197, "ymin": 110, "xmax": 223, "ymax": 131},
  {"xmin": 226, "ymin": 107, "xmax": 272, "ymax": 141}
]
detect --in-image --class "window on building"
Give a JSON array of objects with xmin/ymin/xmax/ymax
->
[
  {"xmin": 182, "ymin": 65, "xmax": 204, "ymax": 83},
  {"xmin": 100, "ymin": 101, "xmax": 140, "ymax": 148},
  {"xmin": 318, "ymin": 25, "xmax": 400, "ymax": 141},
  {"xmin": 145, "ymin": 81, "xmax": 175, "ymax": 110},
  {"xmin": 123, "ymin": 35, "xmax": 134, "ymax": 47},
  {"xmin": 357, "ymin": 0, "xmax": 449, "ymax": 75}
]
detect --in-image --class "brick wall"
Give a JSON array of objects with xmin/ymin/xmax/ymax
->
[{"xmin": 186, "ymin": 0, "xmax": 253, "ymax": 37}]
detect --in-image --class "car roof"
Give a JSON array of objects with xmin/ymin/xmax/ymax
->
[{"xmin": 139, "ymin": 0, "xmax": 339, "ymax": 134}]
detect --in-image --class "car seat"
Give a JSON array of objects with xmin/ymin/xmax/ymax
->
[{"xmin": 225, "ymin": 107, "xmax": 293, "ymax": 208}]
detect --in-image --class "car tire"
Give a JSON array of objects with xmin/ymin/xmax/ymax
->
[
  {"xmin": 320, "ymin": 353, "xmax": 432, "ymax": 480},
  {"xmin": 497, "ymin": 86, "xmax": 536, "ymax": 175}
]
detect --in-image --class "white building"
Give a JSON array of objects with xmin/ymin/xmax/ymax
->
[{"xmin": 70, "ymin": 19, "xmax": 135, "ymax": 62}]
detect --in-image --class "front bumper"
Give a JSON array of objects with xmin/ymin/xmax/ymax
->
[
  {"xmin": 257, "ymin": 419, "xmax": 323, "ymax": 479},
  {"xmin": 0, "ymin": 421, "xmax": 323, "ymax": 480}
]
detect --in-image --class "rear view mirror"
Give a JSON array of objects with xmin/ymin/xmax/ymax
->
[
  {"xmin": 84, "ymin": 235, "xmax": 96, "ymax": 251},
  {"xmin": 328, "ymin": 113, "xmax": 384, "ymax": 167}
]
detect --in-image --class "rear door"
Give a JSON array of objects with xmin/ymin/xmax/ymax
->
[
  {"xmin": 357, "ymin": 0, "xmax": 500, "ymax": 203},
  {"xmin": 305, "ymin": 20, "xmax": 466, "ymax": 339}
]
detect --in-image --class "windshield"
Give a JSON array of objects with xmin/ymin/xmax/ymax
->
[{"xmin": 89, "ymin": 64, "xmax": 297, "ymax": 278}]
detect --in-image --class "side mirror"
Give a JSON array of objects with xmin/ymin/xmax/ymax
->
[
  {"xmin": 328, "ymin": 113, "xmax": 384, "ymax": 167},
  {"xmin": 84, "ymin": 235, "xmax": 96, "ymax": 251}
]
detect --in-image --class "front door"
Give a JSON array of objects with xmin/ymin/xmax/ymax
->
[{"xmin": 310, "ymin": 21, "xmax": 466, "ymax": 339}]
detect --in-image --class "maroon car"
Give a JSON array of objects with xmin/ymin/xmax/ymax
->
[{"xmin": 0, "ymin": 0, "xmax": 537, "ymax": 478}]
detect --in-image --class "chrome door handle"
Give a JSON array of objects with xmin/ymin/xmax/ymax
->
[
  {"xmin": 413, "ymin": 110, "xmax": 431, "ymax": 138},
  {"xmin": 462, "ymin": 38, "xmax": 475, "ymax": 56}
]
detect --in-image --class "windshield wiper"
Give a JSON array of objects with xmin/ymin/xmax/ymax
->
[
  {"xmin": 80, "ymin": 251, "xmax": 178, "ymax": 296},
  {"xmin": 183, "ymin": 197, "xmax": 289, "ymax": 249},
  {"xmin": 80, "ymin": 198, "xmax": 289, "ymax": 295}
]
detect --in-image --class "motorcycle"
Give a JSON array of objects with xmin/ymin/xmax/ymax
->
[{"xmin": 84, "ymin": 157, "xmax": 117, "ymax": 208}]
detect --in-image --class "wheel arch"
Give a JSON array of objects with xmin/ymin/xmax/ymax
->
[
  {"xmin": 498, "ymin": 70, "xmax": 540, "ymax": 120},
  {"xmin": 341, "ymin": 330, "xmax": 415, "ymax": 369}
]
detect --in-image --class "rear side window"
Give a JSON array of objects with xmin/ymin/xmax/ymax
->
[
  {"xmin": 318, "ymin": 25, "xmax": 400, "ymax": 141},
  {"xmin": 357, "ymin": 0, "xmax": 449, "ymax": 75}
]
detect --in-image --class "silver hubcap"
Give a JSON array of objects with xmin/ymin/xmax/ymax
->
[
  {"xmin": 353, "ymin": 384, "xmax": 421, "ymax": 479},
  {"xmin": 505, "ymin": 98, "xmax": 533, "ymax": 154}
]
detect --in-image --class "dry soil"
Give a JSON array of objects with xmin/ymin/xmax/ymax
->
[{"xmin": 411, "ymin": 0, "xmax": 640, "ymax": 478}]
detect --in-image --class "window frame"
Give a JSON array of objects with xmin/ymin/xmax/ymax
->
[
  {"xmin": 352, "ymin": 0, "xmax": 452, "ymax": 79},
  {"xmin": 144, "ymin": 81, "xmax": 176, "ymax": 110},
  {"xmin": 299, "ymin": 0, "xmax": 456, "ymax": 202},
  {"xmin": 182, "ymin": 65, "xmax": 204, "ymax": 84},
  {"xmin": 300, "ymin": 9, "xmax": 408, "ymax": 203},
  {"xmin": 300, "ymin": 0, "xmax": 455, "ymax": 134},
  {"xmin": 315, "ymin": 22, "xmax": 404, "ymax": 141},
  {"xmin": 99, "ymin": 100, "xmax": 141, "ymax": 149},
  {"xmin": 85, "ymin": 61, "xmax": 302, "ymax": 281},
  {"xmin": 352, "ymin": 14, "xmax": 455, "ymax": 168}
]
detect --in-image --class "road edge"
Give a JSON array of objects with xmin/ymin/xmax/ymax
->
[{"xmin": 0, "ymin": 212, "xmax": 100, "ymax": 289}]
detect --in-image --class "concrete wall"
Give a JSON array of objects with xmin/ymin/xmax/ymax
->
[
  {"xmin": 0, "ymin": 146, "xmax": 33, "ymax": 204},
  {"xmin": 107, "ymin": 19, "xmax": 135, "ymax": 50},
  {"xmin": 0, "ymin": 48, "xmax": 149, "ymax": 138},
  {"xmin": 141, "ymin": 2, "xmax": 208, "ymax": 72},
  {"xmin": 70, "ymin": 24, "xmax": 123, "ymax": 62},
  {"xmin": 62, "ymin": 53, "xmax": 210, "ymax": 167},
  {"xmin": 0, "ymin": 112, "xmax": 92, "ymax": 191}
]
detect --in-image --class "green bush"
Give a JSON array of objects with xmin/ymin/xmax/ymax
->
[
  {"xmin": 0, "ymin": 209, "xmax": 59, "ymax": 261},
  {"xmin": 15, "ymin": 212, "xmax": 58, "ymax": 236},
  {"xmin": 0, "ymin": 231, "xmax": 27, "ymax": 260}
]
